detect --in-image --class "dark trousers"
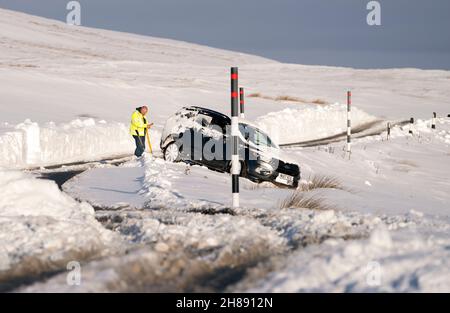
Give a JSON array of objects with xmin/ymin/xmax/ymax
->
[{"xmin": 133, "ymin": 135, "xmax": 146, "ymax": 157}]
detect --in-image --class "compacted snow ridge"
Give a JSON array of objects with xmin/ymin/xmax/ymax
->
[{"xmin": 1, "ymin": 8, "xmax": 450, "ymax": 292}]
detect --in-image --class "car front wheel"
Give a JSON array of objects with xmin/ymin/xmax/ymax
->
[{"xmin": 164, "ymin": 142, "xmax": 181, "ymax": 162}]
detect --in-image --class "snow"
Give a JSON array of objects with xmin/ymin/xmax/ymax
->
[
  {"xmin": 255, "ymin": 103, "xmax": 378, "ymax": 144},
  {"xmin": 59, "ymin": 115, "xmax": 450, "ymax": 292},
  {"xmin": 64, "ymin": 155, "xmax": 294, "ymax": 211},
  {"xmin": 2, "ymin": 7, "xmax": 450, "ymax": 127},
  {"xmin": 414, "ymin": 118, "xmax": 450, "ymax": 145},
  {"xmin": 15, "ymin": 120, "xmax": 41, "ymax": 164},
  {"xmin": 291, "ymin": 118, "xmax": 450, "ymax": 215},
  {"xmin": 1, "ymin": 6, "xmax": 449, "ymax": 167},
  {"xmin": 17, "ymin": 202, "xmax": 448, "ymax": 292},
  {"xmin": 0, "ymin": 169, "xmax": 122, "ymax": 288},
  {"xmin": 0, "ymin": 118, "xmax": 162, "ymax": 168},
  {"xmin": 0, "ymin": 8, "xmax": 450, "ymax": 292},
  {"xmin": 243, "ymin": 220, "xmax": 450, "ymax": 292},
  {"xmin": 58, "ymin": 116, "xmax": 450, "ymax": 292}
]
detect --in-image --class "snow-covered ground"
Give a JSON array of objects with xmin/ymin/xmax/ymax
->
[
  {"xmin": 243, "ymin": 219, "xmax": 450, "ymax": 292},
  {"xmin": 0, "ymin": 169, "xmax": 123, "ymax": 291},
  {"xmin": 0, "ymin": 8, "xmax": 449, "ymax": 292}
]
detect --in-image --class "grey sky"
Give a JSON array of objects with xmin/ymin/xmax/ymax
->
[{"xmin": 1, "ymin": 0, "xmax": 450, "ymax": 69}]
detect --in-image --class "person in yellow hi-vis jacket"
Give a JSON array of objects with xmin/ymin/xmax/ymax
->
[{"xmin": 130, "ymin": 106, "xmax": 153, "ymax": 157}]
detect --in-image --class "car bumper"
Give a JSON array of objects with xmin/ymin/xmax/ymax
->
[{"xmin": 247, "ymin": 160, "xmax": 300, "ymax": 188}]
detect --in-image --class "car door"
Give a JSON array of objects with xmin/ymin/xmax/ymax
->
[{"xmin": 195, "ymin": 114, "xmax": 225, "ymax": 169}]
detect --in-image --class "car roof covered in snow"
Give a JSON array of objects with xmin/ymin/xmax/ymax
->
[
  {"xmin": 182, "ymin": 106, "xmax": 230, "ymax": 121},
  {"xmin": 182, "ymin": 106, "xmax": 260, "ymax": 128},
  {"xmin": 177, "ymin": 107, "xmax": 272, "ymax": 139}
]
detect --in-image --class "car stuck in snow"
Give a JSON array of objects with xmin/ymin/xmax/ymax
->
[{"xmin": 160, "ymin": 106, "xmax": 301, "ymax": 188}]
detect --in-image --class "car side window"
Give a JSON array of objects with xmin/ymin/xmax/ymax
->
[{"xmin": 211, "ymin": 117, "xmax": 228, "ymax": 135}]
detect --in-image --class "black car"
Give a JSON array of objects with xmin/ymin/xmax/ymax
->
[{"xmin": 160, "ymin": 106, "xmax": 301, "ymax": 188}]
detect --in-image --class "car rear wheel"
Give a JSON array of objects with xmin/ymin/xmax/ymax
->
[{"xmin": 164, "ymin": 142, "xmax": 180, "ymax": 162}]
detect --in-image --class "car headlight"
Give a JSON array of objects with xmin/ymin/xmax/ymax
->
[{"xmin": 254, "ymin": 162, "xmax": 274, "ymax": 176}]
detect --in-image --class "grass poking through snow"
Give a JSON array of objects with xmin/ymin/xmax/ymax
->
[
  {"xmin": 279, "ymin": 192, "xmax": 332, "ymax": 210},
  {"xmin": 299, "ymin": 174, "xmax": 345, "ymax": 192},
  {"xmin": 279, "ymin": 174, "xmax": 345, "ymax": 210}
]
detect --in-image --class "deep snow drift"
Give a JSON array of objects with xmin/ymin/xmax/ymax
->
[{"xmin": 0, "ymin": 118, "xmax": 149, "ymax": 168}]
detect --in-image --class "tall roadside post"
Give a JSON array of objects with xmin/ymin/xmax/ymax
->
[
  {"xmin": 347, "ymin": 91, "xmax": 352, "ymax": 154},
  {"xmin": 231, "ymin": 67, "xmax": 240, "ymax": 209},
  {"xmin": 240, "ymin": 87, "xmax": 245, "ymax": 119}
]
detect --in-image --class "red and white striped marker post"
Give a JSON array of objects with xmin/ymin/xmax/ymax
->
[
  {"xmin": 431, "ymin": 112, "xmax": 437, "ymax": 129},
  {"xmin": 231, "ymin": 67, "xmax": 240, "ymax": 209},
  {"xmin": 347, "ymin": 91, "xmax": 352, "ymax": 153},
  {"xmin": 239, "ymin": 88, "xmax": 245, "ymax": 118}
]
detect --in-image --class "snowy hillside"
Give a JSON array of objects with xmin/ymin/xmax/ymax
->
[
  {"xmin": 0, "ymin": 8, "xmax": 450, "ymax": 293},
  {"xmin": 1, "ymin": 7, "xmax": 450, "ymax": 167}
]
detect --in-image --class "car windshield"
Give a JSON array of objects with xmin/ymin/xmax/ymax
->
[{"xmin": 239, "ymin": 123, "xmax": 278, "ymax": 148}]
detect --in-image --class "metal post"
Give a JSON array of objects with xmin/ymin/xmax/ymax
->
[
  {"xmin": 409, "ymin": 118, "xmax": 414, "ymax": 134},
  {"xmin": 347, "ymin": 91, "xmax": 351, "ymax": 153},
  {"xmin": 231, "ymin": 67, "xmax": 240, "ymax": 209},
  {"xmin": 431, "ymin": 112, "xmax": 436, "ymax": 129},
  {"xmin": 240, "ymin": 88, "xmax": 245, "ymax": 119},
  {"xmin": 387, "ymin": 122, "xmax": 391, "ymax": 140}
]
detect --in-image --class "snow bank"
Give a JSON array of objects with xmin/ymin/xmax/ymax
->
[
  {"xmin": 375, "ymin": 117, "xmax": 450, "ymax": 145},
  {"xmin": 246, "ymin": 220, "xmax": 450, "ymax": 292},
  {"xmin": 0, "ymin": 118, "xmax": 154, "ymax": 168},
  {"xmin": 0, "ymin": 169, "xmax": 121, "ymax": 288},
  {"xmin": 413, "ymin": 118, "xmax": 450, "ymax": 145},
  {"xmin": 255, "ymin": 104, "xmax": 378, "ymax": 145}
]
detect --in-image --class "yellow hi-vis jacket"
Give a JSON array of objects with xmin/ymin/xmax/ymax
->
[{"xmin": 129, "ymin": 110, "xmax": 148, "ymax": 136}]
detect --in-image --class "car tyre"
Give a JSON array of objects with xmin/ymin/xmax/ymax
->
[{"xmin": 164, "ymin": 142, "xmax": 181, "ymax": 162}]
